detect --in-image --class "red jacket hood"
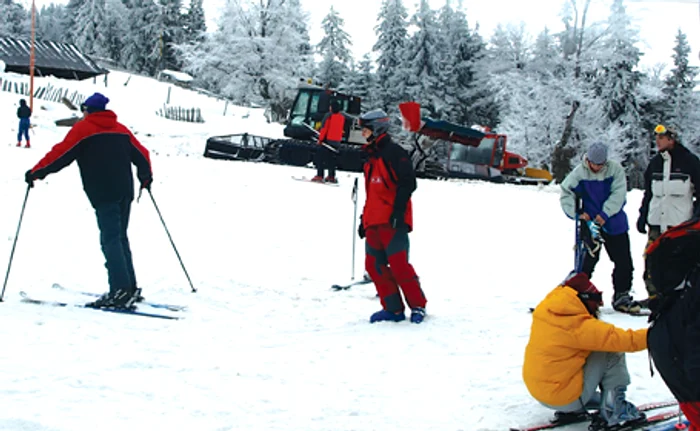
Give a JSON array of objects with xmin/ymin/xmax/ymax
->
[{"xmin": 85, "ymin": 110, "xmax": 118, "ymax": 129}]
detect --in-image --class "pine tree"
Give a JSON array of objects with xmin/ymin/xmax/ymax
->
[
  {"xmin": 179, "ymin": 0, "xmax": 313, "ymax": 120},
  {"xmin": 530, "ymin": 28, "xmax": 560, "ymax": 78},
  {"xmin": 159, "ymin": 0, "xmax": 185, "ymax": 71},
  {"xmin": 663, "ymin": 29, "xmax": 700, "ymax": 152},
  {"xmin": 102, "ymin": 0, "xmax": 129, "ymax": 65},
  {"xmin": 62, "ymin": 0, "xmax": 88, "ymax": 45},
  {"xmin": 373, "ymin": 0, "xmax": 409, "ymax": 111},
  {"xmin": 0, "ymin": 0, "xmax": 30, "ymax": 38},
  {"xmin": 286, "ymin": 0, "xmax": 314, "ymax": 81},
  {"xmin": 182, "ymin": 0, "xmax": 206, "ymax": 43},
  {"xmin": 594, "ymin": 0, "xmax": 645, "ymax": 186},
  {"xmin": 402, "ymin": 0, "xmax": 442, "ymax": 118},
  {"xmin": 440, "ymin": 0, "xmax": 492, "ymax": 126},
  {"xmin": 123, "ymin": 0, "xmax": 163, "ymax": 75},
  {"xmin": 36, "ymin": 4, "xmax": 68, "ymax": 42},
  {"xmin": 339, "ymin": 53, "xmax": 377, "ymax": 110},
  {"xmin": 316, "ymin": 6, "xmax": 352, "ymax": 88},
  {"xmin": 72, "ymin": 0, "xmax": 109, "ymax": 58}
]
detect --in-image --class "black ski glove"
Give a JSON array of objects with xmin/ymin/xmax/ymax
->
[
  {"xmin": 390, "ymin": 210, "xmax": 405, "ymax": 229},
  {"xmin": 358, "ymin": 217, "xmax": 366, "ymax": 239},
  {"xmin": 141, "ymin": 177, "xmax": 153, "ymax": 191},
  {"xmin": 25, "ymin": 169, "xmax": 34, "ymax": 188},
  {"xmin": 636, "ymin": 215, "xmax": 647, "ymax": 234}
]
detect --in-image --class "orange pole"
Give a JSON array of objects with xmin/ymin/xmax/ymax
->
[{"xmin": 29, "ymin": 0, "xmax": 35, "ymax": 112}]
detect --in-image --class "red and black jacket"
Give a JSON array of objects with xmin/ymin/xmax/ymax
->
[
  {"xmin": 318, "ymin": 112, "xmax": 346, "ymax": 143},
  {"xmin": 362, "ymin": 133, "xmax": 417, "ymax": 231},
  {"xmin": 648, "ymin": 266, "xmax": 700, "ymax": 403},
  {"xmin": 30, "ymin": 110, "xmax": 152, "ymax": 207}
]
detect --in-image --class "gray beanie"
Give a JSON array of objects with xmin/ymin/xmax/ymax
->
[{"xmin": 587, "ymin": 142, "xmax": 608, "ymax": 165}]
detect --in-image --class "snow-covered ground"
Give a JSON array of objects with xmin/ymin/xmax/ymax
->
[{"xmin": 0, "ymin": 70, "xmax": 674, "ymax": 431}]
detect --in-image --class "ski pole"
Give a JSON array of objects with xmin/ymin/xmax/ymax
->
[
  {"xmin": 351, "ymin": 177, "xmax": 358, "ymax": 281},
  {"xmin": 1, "ymin": 185, "xmax": 31, "ymax": 302},
  {"xmin": 574, "ymin": 194, "xmax": 584, "ymax": 273},
  {"xmin": 147, "ymin": 189, "xmax": 196, "ymax": 293}
]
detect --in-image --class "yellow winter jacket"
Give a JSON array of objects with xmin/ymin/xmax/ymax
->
[{"xmin": 523, "ymin": 286, "xmax": 648, "ymax": 406}]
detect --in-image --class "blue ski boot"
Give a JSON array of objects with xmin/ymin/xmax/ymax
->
[
  {"xmin": 410, "ymin": 307, "xmax": 426, "ymax": 324},
  {"xmin": 370, "ymin": 309, "xmax": 405, "ymax": 323}
]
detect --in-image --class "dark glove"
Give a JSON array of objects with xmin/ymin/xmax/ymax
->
[
  {"xmin": 25, "ymin": 169, "xmax": 34, "ymax": 188},
  {"xmin": 358, "ymin": 217, "xmax": 366, "ymax": 239},
  {"xmin": 636, "ymin": 215, "xmax": 647, "ymax": 234},
  {"xmin": 389, "ymin": 210, "xmax": 404, "ymax": 229},
  {"xmin": 141, "ymin": 177, "xmax": 152, "ymax": 191}
]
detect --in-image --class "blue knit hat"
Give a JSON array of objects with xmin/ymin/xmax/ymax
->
[
  {"xmin": 83, "ymin": 92, "xmax": 110, "ymax": 113},
  {"xmin": 587, "ymin": 141, "xmax": 608, "ymax": 165}
]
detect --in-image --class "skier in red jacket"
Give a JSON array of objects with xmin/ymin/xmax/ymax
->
[
  {"xmin": 311, "ymin": 99, "xmax": 345, "ymax": 184},
  {"xmin": 357, "ymin": 109, "xmax": 427, "ymax": 324},
  {"xmin": 25, "ymin": 92, "xmax": 152, "ymax": 310}
]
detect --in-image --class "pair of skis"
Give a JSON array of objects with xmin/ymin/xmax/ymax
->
[
  {"xmin": 510, "ymin": 400, "xmax": 683, "ymax": 431},
  {"xmin": 19, "ymin": 284, "xmax": 185, "ymax": 320}
]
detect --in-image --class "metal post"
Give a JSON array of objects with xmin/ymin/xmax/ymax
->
[
  {"xmin": 29, "ymin": 0, "xmax": 36, "ymax": 111},
  {"xmin": 351, "ymin": 177, "xmax": 359, "ymax": 281}
]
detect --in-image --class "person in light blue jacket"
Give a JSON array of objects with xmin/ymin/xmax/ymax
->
[{"xmin": 560, "ymin": 142, "xmax": 639, "ymax": 314}]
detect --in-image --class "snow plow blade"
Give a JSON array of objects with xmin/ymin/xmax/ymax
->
[{"xmin": 204, "ymin": 133, "xmax": 274, "ymax": 161}]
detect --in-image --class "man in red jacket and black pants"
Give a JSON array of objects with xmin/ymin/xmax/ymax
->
[
  {"xmin": 357, "ymin": 109, "xmax": 427, "ymax": 324},
  {"xmin": 25, "ymin": 92, "xmax": 153, "ymax": 310},
  {"xmin": 311, "ymin": 99, "xmax": 345, "ymax": 184}
]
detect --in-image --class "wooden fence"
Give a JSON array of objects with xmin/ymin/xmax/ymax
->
[
  {"xmin": 156, "ymin": 104, "xmax": 204, "ymax": 123},
  {"xmin": 0, "ymin": 76, "xmax": 87, "ymax": 107}
]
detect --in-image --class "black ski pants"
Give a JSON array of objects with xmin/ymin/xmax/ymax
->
[
  {"xmin": 582, "ymin": 231, "xmax": 633, "ymax": 300},
  {"xmin": 94, "ymin": 198, "xmax": 137, "ymax": 295},
  {"xmin": 315, "ymin": 141, "xmax": 339, "ymax": 178}
]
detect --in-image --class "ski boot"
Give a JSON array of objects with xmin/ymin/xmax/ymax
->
[
  {"xmin": 85, "ymin": 289, "xmax": 138, "ymax": 310},
  {"xmin": 613, "ymin": 293, "xmax": 642, "ymax": 314},
  {"xmin": 370, "ymin": 309, "xmax": 405, "ymax": 323},
  {"xmin": 552, "ymin": 409, "xmax": 590, "ymax": 426},
  {"xmin": 410, "ymin": 307, "xmax": 426, "ymax": 324},
  {"xmin": 590, "ymin": 386, "xmax": 645, "ymax": 430}
]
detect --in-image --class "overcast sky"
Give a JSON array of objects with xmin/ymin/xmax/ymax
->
[{"xmin": 27, "ymin": 0, "xmax": 700, "ymax": 69}]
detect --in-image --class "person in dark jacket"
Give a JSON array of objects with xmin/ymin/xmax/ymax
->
[
  {"xmin": 637, "ymin": 125, "xmax": 700, "ymax": 303},
  {"xmin": 311, "ymin": 99, "xmax": 345, "ymax": 184},
  {"xmin": 25, "ymin": 92, "xmax": 153, "ymax": 309},
  {"xmin": 16, "ymin": 99, "xmax": 31, "ymax": 148},
  {"xmin": 646, "ymin": 217, "xmax": 700, "ymax": 431},
  {"xmin": 357, "ymin": 109, "xmax": 427, "ymax": 324}
]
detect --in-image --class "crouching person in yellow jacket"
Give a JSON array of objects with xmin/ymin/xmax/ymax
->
[{"xmin": 523, "ymin": 272, "xmax": 648, "ymax": 429}]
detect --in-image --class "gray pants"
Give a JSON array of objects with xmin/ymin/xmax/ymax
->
[{"xmin": 540, "ymin": 352, "xmax": 631, "ymax": 412}]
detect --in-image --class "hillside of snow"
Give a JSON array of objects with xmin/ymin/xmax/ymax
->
[{"xmin": 0, "ymin": 69, "xmax": 674, "ymax": 431}]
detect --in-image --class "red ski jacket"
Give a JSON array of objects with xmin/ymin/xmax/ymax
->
[
  {"xmin": 30, "ymin": 110, "xmax": 152, "ymax": 207},
  {"xmin": 362, "ymin": 133, "xmax": 416, "ymax": 231},
  {"xmin": 318, "ymin": 112, "xmax": 345, "ymax": 143}
]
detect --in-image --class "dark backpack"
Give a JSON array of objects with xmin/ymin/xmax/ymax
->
[{"xmin": 646, "ymin": 217, "xmax": 700, "ymax": 318}]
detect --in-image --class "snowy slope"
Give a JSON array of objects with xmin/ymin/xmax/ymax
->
[{"xmin": 0, "ymin": 70, "xmax": 673, "ymax": 431}]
